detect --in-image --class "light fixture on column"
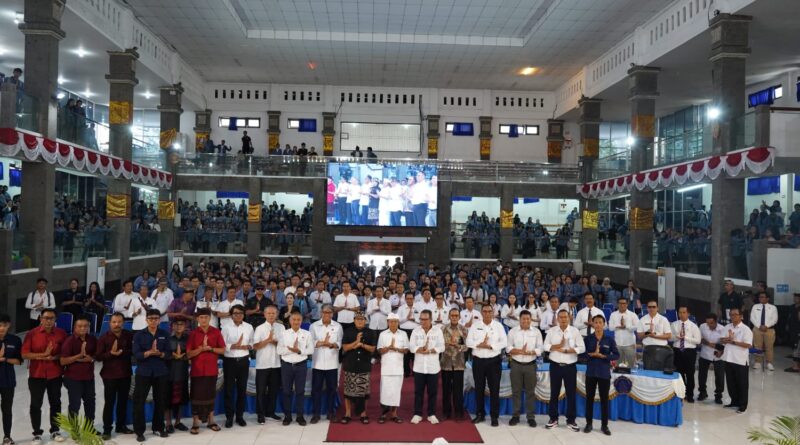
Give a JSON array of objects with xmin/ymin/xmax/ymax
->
[
  {"xmin": 676, "ymin": 184, "xmax": 707, "ymax": 193},
  {"xmin": 626, "ymin": 136, "xmax": 635, "ymax": 146},
  {"xmin": 707, "ymin": 107, "xmax": 721, "ymax": 120},
  {"xmin": 73, "ymin": 47, "xmax": 89, "ymax": 58},
  {"xmin": 143, "ymin": 90, "xmax": 153, "ymax": 99},
  {"xmin": 57, "ymin": 76, "xmax": 66, "ymax": 84},
  {"xmin": 13, "ymin": 12, "xmax": 22, "ymax": 25},
  {"xmin": 56, "ymin": 92, "xmax": 65, "ymax": 99}
]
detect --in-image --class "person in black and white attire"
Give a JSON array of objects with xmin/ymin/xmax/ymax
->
[
  {"xmin": 670, "ymin": 306, "xmax": 702, "ymax": 403},
  {"xmin": 543, "ymin": 309, "xmax": 584, "ymax": 431},
  {"xmin": 698, "ymin": 313, "xmax": 726, "ymax": 404},
  {"xmin": 25, "ymin": 278, "xmax": 56, "ymax": 329},
  {"xmin": 466, "ymin": 304, "xmax": 507, "ymax": 427},
  {"xmin": 720, "ymin": 308, "xmax": 752, "ymax": 414}
]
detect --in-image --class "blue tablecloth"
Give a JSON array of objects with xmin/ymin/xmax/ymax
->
[{"xmin": 464, "ymin": 362, "xmax": 683, "ymax": 427}]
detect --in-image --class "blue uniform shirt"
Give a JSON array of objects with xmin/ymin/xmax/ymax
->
[
  {"xmin": 0, "ymin": 334, "xmax": 22, "ymax": 388},
  {"xmin": 582, "ymin": 334, "xmax": 620, "ymax": 380},
  {"xmin": 132, "ymin": 328, "xmax": 172, "ymax": 377}
]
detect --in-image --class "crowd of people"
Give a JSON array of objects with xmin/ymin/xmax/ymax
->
[
  {"xmin": 326, "ymin": 170, "xmax": 437, "ymax": 227},
  {"xmin": 4, "ymin": 258, "xmax": 797, "ymax": 445}
]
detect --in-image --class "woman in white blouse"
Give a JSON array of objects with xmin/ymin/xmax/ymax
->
[
  {"xmin": 501, "ymin": 294, "xmax": 522, "ymax": 330},
  {"xmin": 486, "ymin": 293, "xmax": 502, "ymax": 321},
  {"xmin": 523, "ymin": 293, "xmax": 541, "ymax": 324}
]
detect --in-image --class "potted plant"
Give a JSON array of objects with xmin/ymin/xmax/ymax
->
[
  {"xmin": 747, "ymin": 415, "xmax": 800, "ymax": 445},
  {"xmin": 55, "ymin": 413, "xmax": 106, "ymax": 445}
]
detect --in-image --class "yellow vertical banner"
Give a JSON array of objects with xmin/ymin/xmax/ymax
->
[
  {"xmin": 500, "ymin": 210, "xmax": 514, "ymax": 228},
  {"xmin": 106, "ymin": 194, "xmax": 130, "ymax": 218},
  {"xmin": 629, "ymin": 207, "xmax": 654, "ymax": 230},
  {"xmin": 582, "ymin": 210, "xmax": 599, "ymax": 229},
  {"xmin": 158, "ymin": 200, "xmax": 175, "ymax": 220},
  {"xmin": 323, "ymin": 134, "xmax": 334, "ymax": 156},
  {"xmin": 547, "ymin": 140, "xmax": 563, "ymax": 163},
  {"xmin": 583, "ymin": 138, "xmax": 599, "ymax": 158},
  {"xmin": 195, "ymin": 131, "xmax": 210, "ymax": 151},
  {"xmin": 159, "ymin": 128, "xmax": 177, "ymax": 150},
  {"xmin": 427, "ymin": 137, "xmax": 438, "ymax": 159},
  {"xmin": 109, "ymin": 101, "xmax": 132, "ymax": 125},
  {"xmin": 268, "ymin": 132, "xmax": 280, "ymax": 154},
  {"xmin": 632, "ymin": 114, "xmax": 655, "ymax": 138},
  {"xmin": 247, "ymin": 204, "xmax": 262, "ymax": 223},
  {"xmin": 479, "ymin": 138, "xmax": 491, "ymax": 161}
]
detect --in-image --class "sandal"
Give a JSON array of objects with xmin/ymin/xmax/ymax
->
[
  {"xmin": 340, "ymin": 416, "xmax": 351, "ymax": 424},
  {"xmin": 392, "ymin": 417, "xmax": 403, "ymax": 424},
  {"xmin": 360, "ymin": 416, "xmax": 370, "ymax": 424},
  {"xmin": 190, "ymin": 426, "xmax": 200, "ymax": 435},
  {"xmin": 207, "ymin": 423, "xmax": 221, "ymax": 432},
  {"xmin": 378, "ymin": 415, "xmax": 386, "ymax": 424}
]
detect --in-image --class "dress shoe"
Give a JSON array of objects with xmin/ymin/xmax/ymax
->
[
  {"xmin": 723, "ymin": 403, "xmax": 738, "ymax": 409},
  {"xmin": 296, "ymin": 417, "xmax": 307, "ymax": 426},
  {"xmin": 116, "ymin": 427, "xmax": 135, "ymax": 435},
  {"xmin": 490, "ymin": 418, "xmax": 499, "ymax": 427},
  {"xmin": 528, "ymin": 419, "xmax": 537, "ymax": 428},
  {"xmin": 136, "ymin": 434, "xmax": 146, "ymax": 443},
  {"xmin": 509, "ymin": 416, "xmax": 519, "ymax": 426},
  {"xmin": 697, "ymin": 393, "xmax": 708, "ymax": 401},
  {"xmin": 101, "ymin": 432, "xmax": 112, "ymax": 441},
  {"xmin": 269, "ymin": 414, "xmax": 282, "ymax": 421},
  {"xmin": 601, "ymin": 426, "xmax": 611, "ymax": 436},
  {"xmin": 157, "ymin": 431, "xmax": 168, "ymax": 438},
  {"xmin": 257, "ymin": 417, "xmax": 265, "ymax": 425},
  {"xmin": 310, "ymin": 416, "xmax": 320, "ymax": 424},
  {"xmin": 685, "ymin": 397, "xmax": 694, "ymax": 403},
  {"xmin": 471, "ymin": 415, "xmax": 485, "ymax": 424},
  {"xmin": 584, "ymin": 425, "xmax": 593, "ymax": 433},
  {"xmin": 282, "ymin": 416, "xmax": 292, "ymax": 426},
  {"xmin": 714, "ymin": 397, "xmax": 723, "ymax": 405},
  {"xmin": 224, "ymin": 419, "xmax": 233, "ymax": 428},
  {"xmin": 236, "ymin": 419, "xmax": 247, "ymax": 427}
]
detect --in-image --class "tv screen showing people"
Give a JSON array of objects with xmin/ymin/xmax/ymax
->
[{"xmin": 326, "ymin": 162, "xmax": 438, "ymax": 227}]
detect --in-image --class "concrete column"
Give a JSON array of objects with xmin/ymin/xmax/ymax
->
[
  {"xmin": 709, "ymin": 14, "xmax": 751, "ymax": 308},
  {"xmin": 17, "ymin": 0, "xmax": 66, "ymax": 277},
  {"xmin": 105, "ymin": 48, "xmax": 139, "ymax": 282},
  {"xmin": 426, "ymin": 114, "xmax": 440, "ymax": 159},
  {"xmin": 627, "ymin": 65, "xmax": 660, "ymax": 281},
  {"xmin": 479, "ymin": 116, "xmax": 492, "ymax": 161},
  {"xmin": 578, "ymin": 97, "xmax": 602, "ymax": 264},
  {"xmin": 267, "ymin": 110, "xmax": 281, "ymax": 154},
  {"xmin": 157, "ymin": 84, "xmax": 183, "ymax": 250},
  {"xmin": 310, "ymin": 179, "xmax": 327, "ymax": 259},
  {"xmin": 499, "ymin": 185, "xmax": 514, "ymax": 261},
  {"xmin": 246, "ymin": 178, "xmax": 262, "ymax": 258},
  {"xmin": 431, "ymin": 181, "xmax": 453, "ymax": 265},
  {"xmin": 193, "ymin": 109, "xmax": 212, "ymax": 153},
  {"xmin": 546, "ymin": 120, "xmax": 564, "ymax": 163}
]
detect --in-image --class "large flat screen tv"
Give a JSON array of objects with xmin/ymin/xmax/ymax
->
[{"xmin": 326, "ymin": 162, "xmax": 438, "ymax": 227}]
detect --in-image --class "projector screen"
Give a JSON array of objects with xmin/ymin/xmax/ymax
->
[{"xmin": 326, "ymin": 162, "xmax": 438, "ymax": 227}]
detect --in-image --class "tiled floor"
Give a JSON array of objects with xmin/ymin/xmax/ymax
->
[{"xmin": 6, "ymin": 347, "xmax": 798, "ymax": 445}]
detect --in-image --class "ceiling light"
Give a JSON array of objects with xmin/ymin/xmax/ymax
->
[
  {"xmin": 307, "ymin": 61, "xmax": 317, "ymax": 70},
  {"xmin": 74, "ymin": 47, "xmax": 88, "ymax": 58},
  {"xmin": 143, "ymin": 90, "xmax": 153, "ymax": 99},
  {"xmin": 626, "ymin": 136, "xmax": 635, "ymax": 146},
  {"xmin": 707, "ymin": 107, "xmax": 721, "ymax": 120},
  {"xmin": 56, "ymin": 92, "xmax": 65, "ymax": 99},
  {"xmin": 81, "ymin": 90, "xmax": 94, "ymax": 98},
  {"xmin": 0, "ymin": 47, "xmax": 6, "ymax": 56},
  {"xmin": 58, "ymin": 76, "xmax": 66, "ymax": 84},
  {"xmin": 13, "ymin": 12, "xmax": 22, "ymax": 25},
  {"xmin": 677, "ymin": 184, "xmax": 706, "ymax": 193},
  {"xmin": 518, "ymin": 67, "xmax": 538, "ymax": 76}
]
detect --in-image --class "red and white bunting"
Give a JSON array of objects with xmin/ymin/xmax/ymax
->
[
  {"xmin": 0, "ymin": 128, "xmax": 173, "ymax": 189},
  {"xmin": 577, "ymin": 146, "xmax": 775, "ymax": 199}
]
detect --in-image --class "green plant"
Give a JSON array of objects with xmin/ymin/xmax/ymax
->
[
  {"xmin": 747, "ymin": 415, "xmax": 800, "ymax": 445},
  {"xmin": 55, "ymin": 412, "xmax": 104, "ymax": 445}
]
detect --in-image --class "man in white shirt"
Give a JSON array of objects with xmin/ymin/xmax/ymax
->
[
  {"xmin": 366, "ymin": 287, "xmax": 392, "ymax": 333},
  {"xmin": 112, "ymin": 280, "xmax": 137, "ymax": 319},
  {"xmin": 150, "ymin": 278, "xmax": 174, "ymax": 323},
  {"xmin": 543, "ymin": 310, "xmax": 584, "ymax": 431},
  {"xmin": 413, "ymin": 289, "xmax": 436, "ymax": 316},
  {"xmin": 252, "ymin": 306, "xmax": 284, "ymax": 424},
  {"xmin": 465, "ymin": 280, "xmax": 485, "ymax": 305},
  {"xmin": 216, "ymin": 288, "xmax": 243, "ymax": 330},
  {"xmin": 445, "ymin": 282, "xmax": 464, "ymax": 310},
  {"xmin": 397, "ymin": 292, "xmax": 420, "ymax": 377},
  {"xmin": 377, "ymin": 314, "xmax": 409, "ymax": 422},
  {"xmin": 221, "ymin": 304, "xmax": 253, "ymax": 428},
  {"xmin": 130, "ymin": 285, "xmax": 152, "ymax": 331},
  {"xmin": 410, "ymin": 171, "xmax": 429, "ymax": 226},
  {"xmin": 333, "ymin": 282, "xmax": 360, "ymax": 331},
  {"xmin": 607, "ymin": 297, "xmax": 639, "ymax": 367},
  {"xmin": 309, "ymin": 281, "xmax": 331, "ymax": 322},
  {"xmin": 309, "ymin": 305, "xmax": 343, "ymax": 423},
  {"xmin": 195, "ymin": 288, "xmax": 219, "ymax": 328},
  {"xmin": 409, "ymin": 310, "xmax": 445, "ymax": 424},
  {"xmin": 698, "ymin": 313, "xmax": 726, "ymax": 404},
  {"xmin": 466, "ymin": 304, "xmax": 508, "ymax": 427},
  {"xmin": 539, "ymin": 295, "xmax": 560, "ymax": 333},
  {"xmin": 431, "ymin": 292, "xmax": 449, "ymax": 328},
  {"xmin": 277, "ymin": 312, "xmax": 314, "ymax": 425},
  {"xmin": 25, "ymin": 278, "xmax": 57, "ymax": 329},
  {"xmin": 749, "ymin": 291, "xmax": 778, "ymax": 371},
  {"xmin": 459, "ymin": 296, "xmax": 481, "ymax": 329},
  {"xmin": 720, "ymin": 308, "xmax": 752, "ymax": 413},
  {"xmin": 573, "ymin": 293, "xmax": 604, "ymax": 337},
  {"xmin": 670, "ymin": 306, "xmax": 702, "ymax": 403},
  {"xmin": 506, "ymin": 310, "xmax": 543, "ymax": 427},
  {"xmin": 637, "ymin": 301, "xmax": 672, "ymax": 370}
]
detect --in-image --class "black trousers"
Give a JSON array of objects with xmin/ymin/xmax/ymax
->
[
  {"xmin": 698, "ymin": 358, "xmax": 724, "ymax": 398},
  {"xmin": 441, "ymin": 370, "xmax": 465, "ymax": 418},
  {"xmin": 402, "ymin": 329, "xmax": 414, "ymax": 376},
  {"xmin": 413, "ymin": 372, "xmax": 438, "ymax": 417},
  {"xmin": 133, "ymin": 374, "xmax": 167, "ymax": 435},
  {"xmin": 281, "ymin": 361, "xmax": 308, "ymax": 417},
  {"xmin": 584, "ymin": 376, "xmax": 610, "ymax": 427},
  {"xmin": 0, "ymin": 386, "xmax": 13, "ymax": 437},
  {"xmin": 311, "ymin": 369, "xmax": 338, "ymax": 416},
  {"xmin": 725, "ymin": 361, "xmax": 749, "ymax": 409},
  {"xmin": 64, "ymin": 378, "xmax": 96, "ymax": 421},
  {"xmin": 472, "ymin": 356, "xmax": 501, "ymax": 419},
  {"xmin": 29, "ymin": 377, "xmax": 62, "ymax": 435},
  {"xmin": 223, "ymin": 357, "xmax": 249, "ymax": 420},
  {"xmin": 102, "ymin": 377, "xmax": 131, "ymax": 433},
  {"xmin": 549, "ymin": 363, "xmax": 577, "ymax": 423},
  {"xmin": 672, "ymin": 348, "xmax": 697, "ymax": 398},
  {"xmin": 255, "ymin": 368, "xmax": 281, "ymax": 419}
]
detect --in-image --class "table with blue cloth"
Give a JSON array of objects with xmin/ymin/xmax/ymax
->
[
  {"xmin": 463, "ymin": 361, "xmax": 685, "ymax": 427},
  {"xmin": 124, "ymin": 359, "xmax": 339, "ymax": 423}
]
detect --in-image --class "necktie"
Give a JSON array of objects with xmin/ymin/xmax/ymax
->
[
  {"xmin": 587, "ymin": 309, "xmax": 593, "ymax": 336},
  {"xmin": 760, "ymin": 304, "xmax": 766, "ymax": 326},
  {"xmin": 680, "ymin": 322, "xmax": 685, "ymax": 351}
]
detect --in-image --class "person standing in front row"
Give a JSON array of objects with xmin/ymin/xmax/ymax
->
[
  {"xmin": 186, "ymin": 308, "xmax": 226, "ymax": 435},
  {"xmin": 252, "ymin": 306, "xmax": 284, "ymax": 424},
  {"xmin": 720, "ymin": 308, "xmax": 752, "ymax": 414},
  {"xmin": 60, "ymin": 315, "xmax": 98, "ymax": 429},
  {"xmin": 607, "ymin": 297, "xmax": 638, "ymax": 367},
  {"xmin": 341, "ymin": 313, "xmax": 376, "ymax": 424},
  {"xmin": 440, "ymin": 308, "xmax": 468, "ymax": 422},
  {"xmin": 310, "ymin": 305, "xmax": 343, "ymax": 424},
  {"xmin": 410, "ymin": 309, "xmax": 445, "ymax": 425},
  {"xmin": 22, "ymin": 307, "xmax": 68, "ymax": 445},
  {"xmin": 278, "ymin": 312, "xmax": 314, "ymax": 426},
  {"xmin": 377, "ymin": 314, "xmax": 409, "ymax": 424},
  {"xmin": 95, "ymin": 312, "xmax": 134, "ymax": 440},
  {"xmin": 132, "ymin": 309, "xmax": 171, "ymax": 442},
  {"xmin": 636, "ymin": 301, "xmax": 672, "ymax": 370},
  {"xmin": 543, "ymin": 309, "xmax": 584, "ymax": 432},
  {"xmin": 698, "ymin": 313, "xmax": 726, "ymax": 404},
  {"xmin": 466, "ymin": 304, "xmax": 508, "ymax": 427},
  {"xmin": 506, "ymin": 310, "xmax": 543, "ymax": 428},
  {"xmin": 221, "ymin": 305, "xmax": 253, "ymax": 428},
  {"xmin": 582, "ymin": 315, "xmax": 618, "ymax": 436},
  {"xmin": 0, "ymin": 313, "xmax": 23, "ymax": 445},
  {"xmin": 671, "ymin": 306, "xmax": 701, "ymax": 403},
  {"xmin": 749, "ymin": 291, "xmax": 778, "ymax": 371}
]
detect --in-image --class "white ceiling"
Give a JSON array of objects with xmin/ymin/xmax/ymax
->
[{"xmin": 124, "ymin": 0, "xmax": 666, "ymax": 90}]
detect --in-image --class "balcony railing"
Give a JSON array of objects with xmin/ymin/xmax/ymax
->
[
  {"xmin": 53, "ymin": 226, "xmax": 117, "ymax": 265},
  {"xmin": 177, "ymin": 153, "xmax": 581, "ymax": 184},
  {"xmin": 130, "ymin": 229, "xmax": 170, "ymax": 257},
  {"xmin": 594, "ymin": 149, "xmax": 631, "ymax": 181},
  {"xmin": 260, "ymin": 233, "xmax": 312, "ymax": 256},
  {"xmin": 512, "ymin": 235, "xmax": 581, "ymax": 260},
  {"xmin": 176, "ymin": 230, "xmax": 248, "ymax": 255},
  {"xmin": 649, "ymin": 112, "xmax": 756, "ymax": 167}
]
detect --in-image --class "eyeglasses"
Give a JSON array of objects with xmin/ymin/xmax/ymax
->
[
  {"xmin": 647, "ymin": 305, "xmax": 657, "ymax": 309},
  {"xmin": 232, "ymin": 312, "xmax": 244, "ymax": 316},
  {"xmin": 40, "ymin": 316, "xmax": 55, "ymax": 321},
  {"xmin": 419, "ymin": 318, "xmax": 430, "ymax": 321}
]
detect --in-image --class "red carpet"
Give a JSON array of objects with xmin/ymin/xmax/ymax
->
[{"xmin": 326, "ymin": 364, "xmax": 483, "ymax": 443}]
